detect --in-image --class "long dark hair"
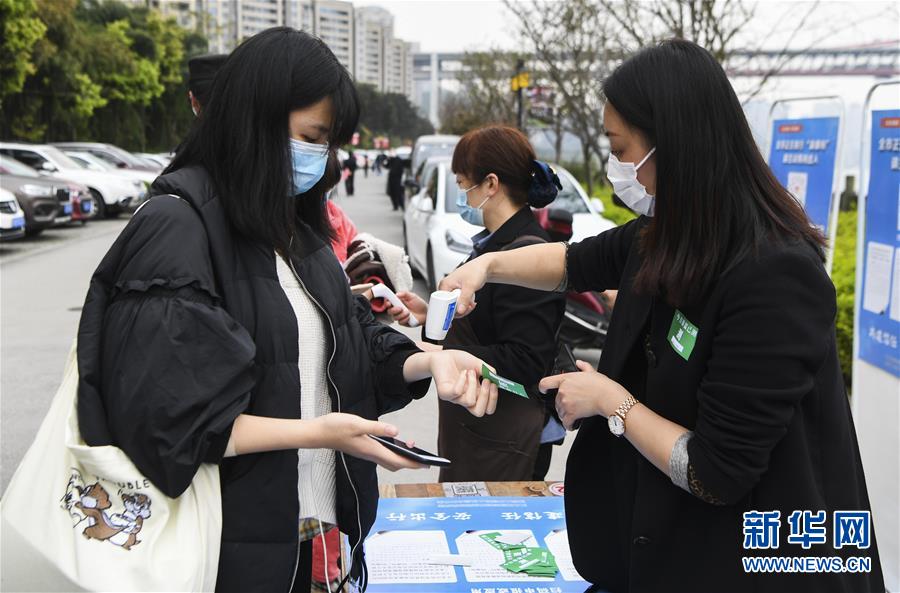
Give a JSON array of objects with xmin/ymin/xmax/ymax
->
[
  {"xmin": 166, "ymin": 27, "xmax": 359, "ymax": 251},
  {"xmin": 603, "ymin": 39, "xmax": 826, "ymax": 307}
]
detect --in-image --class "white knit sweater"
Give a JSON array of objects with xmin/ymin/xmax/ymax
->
[{"xmin": 275, "ymin": 254, "xmax": 337, "ymax": 526}]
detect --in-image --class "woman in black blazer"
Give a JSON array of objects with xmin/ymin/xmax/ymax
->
[
  {"xmin": 387, "ymin": 125, "xmax": 565, "ymax": 482},
  {"xmin": 440, "ymin": 40, "xmax": 884, "ymax": 593}
]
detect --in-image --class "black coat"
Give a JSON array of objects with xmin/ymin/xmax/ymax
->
[
  {"xmin": 564, "ymin": 218, "xmax": 884, "ymax": 592},
  {"xmin": 443, "ymin": 206, "xmax": 565, "ymax": 391},
  {"xmin": 77, "ymin": 165, "xmax": 429, "ymax": 592}
]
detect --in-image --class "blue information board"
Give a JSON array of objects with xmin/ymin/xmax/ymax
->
[
  {"xmin": 361, "ymin": 497, "xmax": 590, "ymax": 593},
  {"xmin": 858, "ymin": 109, "xmax": 900, "ymax": 377},
  {"xmin": 769, "ymin": 117, "xmax": 840, "ymax": 234}
]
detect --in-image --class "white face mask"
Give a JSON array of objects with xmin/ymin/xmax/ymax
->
[{"xmin": 607, "ymin": 147, "xmax": 656, "ymax": 217}]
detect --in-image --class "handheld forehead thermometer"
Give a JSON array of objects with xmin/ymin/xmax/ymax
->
[
  {"xmin": 370, "ymin": 283, "xmax": 419, "ymax": 327},
  {"xmin": 425, "ymin": 289, "xmax": 461, "ymax": 341}
]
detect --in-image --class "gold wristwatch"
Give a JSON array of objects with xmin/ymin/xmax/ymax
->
[{"xmin": 608, "ymin": 395, "xmax": 638, "ymax": 437}]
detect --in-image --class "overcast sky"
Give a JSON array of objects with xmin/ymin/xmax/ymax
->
[
  {"xmin": 355, "ymin": 0, "xmax": 898, "ymax": 154},
  {"xmin": 355, "ymin": 0, "xmax": 898, "ymax": 55}
]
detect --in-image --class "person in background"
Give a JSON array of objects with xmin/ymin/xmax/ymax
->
[
  {"xmin": 387, "ymin": 153, "xmax": 406, "ymax": 211},
  {"xmin": 319, "ymin": 154, "xmax": 358, "ymax": 263},
  {"xmin": 373, "ymin": 152, "xmax": 384, "ymax": 175},
  {"xmin": 440, "ymin": 40, "xmax": 884, "ymax": 593},
  {"xmin": 363, "ymin": 154, "xmax": 370, "ymax": 178},
  {"xmin": 77, "ymin": 28, "xmax": 498, "ymax": 593},
  {"xmin": 388, "ymin": 125, "xmax": 565, "ymax": 483},
  {"xmin": 187, "ymin": 54, "xmax": 228, "ymax": 116},
  {"xmin": 343, "ymin": 150, "xmax": 357, "ymax": 196}
]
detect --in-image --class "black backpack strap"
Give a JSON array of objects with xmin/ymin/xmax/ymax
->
[{"xmin": 501, "ymin": 234, "xmax": 547, "ymax": 252}]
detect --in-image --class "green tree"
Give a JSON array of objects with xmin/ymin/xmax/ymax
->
[
  {"xmin": 1, "ymin": 0, "xmax": 106, "ymax": 140},
  {"xmin": 832, "ymin": 207, "xmax": 857, "ymax": 390},
  {"xmin": 356, "ymin": 83, "xmax": 433, "ymax": 146},
  {"xmin": 1, "ymin": 0, "xmax": 205, "ymax": 151},
  {"xmin": 0, "ymin": 0, "xmax": 46, "ymax": 102},
  {"xmin": 439, "ymin": 50, "xmax": 523, "ymax": 135}
]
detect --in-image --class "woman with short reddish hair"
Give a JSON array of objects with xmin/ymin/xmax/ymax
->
[{"xmin": 388, "ymin": 124, "xmax": 566, "ymax": 481}]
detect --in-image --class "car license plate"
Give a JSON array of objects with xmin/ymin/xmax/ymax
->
[
  {"xmin": 64, "ymin": 204, "xmax": 72, "ymax": 214},
  {"xmin": 12, "ymin": 216, "xmax": 24, "ymax": 229}
]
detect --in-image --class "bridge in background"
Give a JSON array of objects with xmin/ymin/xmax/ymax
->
[{"xmin": 412, "ymin": 41, "xmax": 900, "ymax": 125}]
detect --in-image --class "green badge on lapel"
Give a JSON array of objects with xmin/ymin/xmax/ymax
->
[{"xmin": 667, "ymin": 309, "xmax": 698, "ymax": 361}]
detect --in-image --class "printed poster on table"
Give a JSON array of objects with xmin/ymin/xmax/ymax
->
[
  {"xmin": 768, "ymin": 117, "xmax": 840, "ymax": 235},
  {"xmin": 361, "ymin": 497, "xmax": 588, "ymax": 593},
  {"xmin": 859, "ymin": 109, "xmax": 900, "ymax": 377}
]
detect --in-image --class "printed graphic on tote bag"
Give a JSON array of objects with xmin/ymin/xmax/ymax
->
[{"xmin": 60, "ymin": 469, "xmax": 153, "ymax": 550}]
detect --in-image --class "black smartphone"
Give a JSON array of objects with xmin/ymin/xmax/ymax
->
[{"xmin": 368, "ymin": 435, "xmax": 451, "ymax": 467}]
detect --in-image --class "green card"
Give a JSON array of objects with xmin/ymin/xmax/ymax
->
[
  {"xmin": 667, "ymin": 309, "xmax": 699, "ymax": 361},
  {"xmin": 480, "ymin": 532, "xmax": 527, "ymax": 552},
  {"xmin": 501, "ymin": 547, "xmax": 531, "ymax": 562},
  {"xmin": 481, "ymin": 364, "xmax": 528, "ymax": 398},
  {"xmin": 500, "ymin": 547, "xmax": 558, "ymax": 576}
]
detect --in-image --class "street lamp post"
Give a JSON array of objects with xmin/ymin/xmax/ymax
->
[{"xmin": 511, "ymin": 59, "xmax": 529, "ymax": 132}]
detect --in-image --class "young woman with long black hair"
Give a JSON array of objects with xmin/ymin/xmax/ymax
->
[
  {"xmin": 440, "ymin": 40, "xmax": 884, "ymax": 592},
  {"xmin": 77, "ymin": 28, "xmax": 497, "ymax": 592}
]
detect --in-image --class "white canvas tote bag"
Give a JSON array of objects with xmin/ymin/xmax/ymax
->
[{"xmin": 0, "ymin": 345, "xmax": 222, "ymax": 592}]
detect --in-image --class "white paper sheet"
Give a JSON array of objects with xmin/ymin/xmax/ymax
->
[
  {"xmin": 787, "ymin": 171, "xmax": 808, "ymax": 207},
  {"xmin": 890, "ymin": 247, "xmax": 900, "ymax": 322},
  {"xmin": 365, "ymin": 530, "xmax": 457, "ymax": 584},
  {"xmin": 544, "ymin": 529, "xmax": 586, "ymax": 582},
  {"xmin": 425, "ymin": 554, "xmax": 475, "ymax": 566},
  {"xmin": 863, "ymin": 242, "xmax": 895, "ymax": 314}
]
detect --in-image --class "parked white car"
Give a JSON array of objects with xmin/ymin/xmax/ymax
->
[
  {"xmin": 62, "ymin": 150, "xmax": 157, "ymax": 187},
  {"xmin": 403, "ymin": 157, "xmax": 615, "ymax": 289},
  {"xmin": 0, "ymin": 188, "xmax": 26, "ymax": 242},
  {"xmin": 52, "ymin": 142, "xmax": 162, "ymax": 173},
  {"xmin": 0, "ymin": 143, "xmax": 145, "ymax": 218},
  {"xmin": 135, "ymin": 152, "xmax": 172, "ymax": 169},
  {"xmin": 410, "ymin": 135, "xmax": 459, "ymax": 180}
]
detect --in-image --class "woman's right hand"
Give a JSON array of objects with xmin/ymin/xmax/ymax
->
[
  {"xmin": 438, "ymin": 255, "xmax": 492, "ymax": 317},
  {"xmin": 387, "ymin": 291, "xmax": 428, "ymax": 327},
  {"xmin": 308, "ymin": 413, "xmax": 425, "ymax": 471}
]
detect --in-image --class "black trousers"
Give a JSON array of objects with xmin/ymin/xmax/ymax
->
[
  {"xmin": 389, "ymin": 189, "xmax": 404, "ymax": 211},
  {"xmin": 289, "ymin": 539, "xmax": 313, "ymax": 593},
  {"xmin": 345, "ymin": 173, "xmax": 355, "ymax": 196}
]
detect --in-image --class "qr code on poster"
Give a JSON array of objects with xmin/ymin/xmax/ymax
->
[{"xmin": 443, "ymin": 482, "xmax": 489, "ymax": 497}]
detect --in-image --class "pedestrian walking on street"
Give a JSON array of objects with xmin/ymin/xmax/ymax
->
[
  {"xmin": 76, "ymin": 27, "xmax": 498, "ymax": 593},
  {"xmin": 343, "ymin": 149, "xmax": 357, "ymax": 196},
  {"xmin": 387, "ymin": 154, "xmax": 406, "ymax": 211},
  {"xmin": 363, "ymin": 154, "xmax": 370, "ymax": 177}
]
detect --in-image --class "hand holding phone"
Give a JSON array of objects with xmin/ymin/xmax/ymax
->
[
  {"xmin": 368, "ymin": 435, "xmax": 451, "ymax": 467},
  {"xmin": 372, "ymin": 283, "xmax": 420, "ymax": 327}
]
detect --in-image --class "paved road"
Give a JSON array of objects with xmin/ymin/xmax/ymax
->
[
  {"xmin": 1, "ymin": 218, "xmax": 129, "ymax": 492},
  {"xmin": 0, "ymin": 172, "xmax": 577, "ymax": 494}
]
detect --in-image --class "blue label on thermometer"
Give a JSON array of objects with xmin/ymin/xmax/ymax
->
[{"xmin": 442, "ymin": 302, "xmax": 457, "ymax": 331}]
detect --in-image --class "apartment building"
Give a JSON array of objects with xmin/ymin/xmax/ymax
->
[{"xmin": 135, "ymin": 0, "xmax": 412, "ymax": 98}]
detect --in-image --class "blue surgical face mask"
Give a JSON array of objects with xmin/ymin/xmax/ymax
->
[
  {"xmin": 456, "ymin": 181, "xmax": 490, "ymax": 226},
  {"xmin": 289, "ymin": 138, "xmax": 328, "ymax": 195}
]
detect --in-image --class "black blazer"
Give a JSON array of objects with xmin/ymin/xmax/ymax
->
[
  {"xmin": 563, "ymin": 218, "xmax": 884, "ymax": 592},
  {"xmin": 440, "ymin": 206, "xmax": 565, "ymax": 393}
]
